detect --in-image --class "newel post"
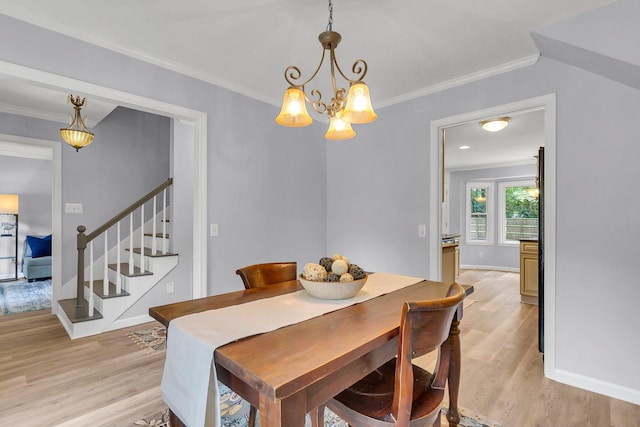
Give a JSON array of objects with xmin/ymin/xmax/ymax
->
[{"xmin": 76, "ymin": 225, "xmax": 87, "ymax": 308}]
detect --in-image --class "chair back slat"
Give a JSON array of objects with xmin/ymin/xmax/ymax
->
[{"xmin": 392, "ymin": 283, "xmax": 465, "ymax": 425}]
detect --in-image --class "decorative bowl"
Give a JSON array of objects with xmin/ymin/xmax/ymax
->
[{"xmin": 299, "ymin": 274, "xmax": 368, "ymax": 300}]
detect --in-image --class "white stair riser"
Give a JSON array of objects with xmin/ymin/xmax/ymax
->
[{"xmin": 59, "ymin": 253, "xmax": 178, "ymax": 339}]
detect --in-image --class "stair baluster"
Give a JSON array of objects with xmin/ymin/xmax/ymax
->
[
  {"xmin": 103, "ymin": 233, "xmax": 109, "ymax": 296},
  {"xmin": 128, "ymin": 213, "xmax": 134, "ymax": 276},
  {"xmin": 140, "ymin": 204, "xmax": 145, "ymax": 270},
  {"xmin": 152, "ymin": 195, "xmax": 157, "ymax": 255},
  {"xmin": 117, "ymin": 221, "xmax": 122, "ymax": 294},
  {"xmin": 89, "ymin": 241, "xmax": 94, "ymax": 316},
  {"xmin": 162, "ymin": 188, "xmax": 168, "ymax": 254}
]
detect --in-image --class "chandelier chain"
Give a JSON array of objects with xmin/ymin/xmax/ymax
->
[{"xmin": 327, "ymin": 0, "xmax": 333, "ymax": 31}]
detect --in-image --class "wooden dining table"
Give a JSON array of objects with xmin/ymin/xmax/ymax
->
[{"xmin": 150, "ymin": 275, "xmax": 472, "ymax": 427}]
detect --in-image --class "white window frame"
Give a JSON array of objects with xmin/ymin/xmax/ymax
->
[
  {"xmin": 465, "ymin": 182, "xmax": 493, "ymax": 245},
  {"xmin": 498, "ymin": 180, "xmax": 537, "ymax": 246}
]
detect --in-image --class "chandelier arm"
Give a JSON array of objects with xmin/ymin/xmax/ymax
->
[
  {"xmin": 308, "ymin": 89, "xmax": 328, "ymax": 115},
  {"xmin": 284, "ymin": 48, "xmax": 328, "ymax": 89},
  {"xmin": 328, "ymin": 48, "xmax": 340, "ymax": 103},
  {"xmin": 79, "ymin": 114, "xmax": 91, "ymax": 132},
  {"xmin": 333, "ymin": 56, "xmax": 369, "ymax": 84}
]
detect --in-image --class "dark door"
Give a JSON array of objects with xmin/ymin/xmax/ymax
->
[{"xmin": 538, "ymin": 147, "xmax": 544, "ymax": 353}]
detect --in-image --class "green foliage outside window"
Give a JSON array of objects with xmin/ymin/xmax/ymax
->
[
  {"xmin": 504, "ymin": 185, "xmax": 538, "ymax": 241},
  {"xmin": 471, "ymin": 188, "xmax": 486, "ymax": 213},
  {"xmin": 505, "ymin": 186, "xmax": 538, "ymax": 218}
]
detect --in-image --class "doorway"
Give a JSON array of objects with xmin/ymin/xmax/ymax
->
[
  {"xmin": 428, "ymin": 94, "xmax": 557, "ymax": 376},
  {"xmin": 0, "ymin": 136, "xmax": 60, "ymax": 315},
  {"xmin": 0, "ymin": 62, "xmax": 209, "ymax": 311}
]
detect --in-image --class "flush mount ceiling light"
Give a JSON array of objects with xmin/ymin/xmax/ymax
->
[
  {"xmin": 480, "ymin": 117, "xmax": 511, "ymax": 132},
  {"xmin": 60, "ymin": 95, "xmax": 95, "ymax": 151},
  {"xmin": 275, "ymin": 0, "xmax": 377, "ymax": 140},
  {"xmin": 459, "ymin": 145, "xmax": 470, "ymax": 150}
]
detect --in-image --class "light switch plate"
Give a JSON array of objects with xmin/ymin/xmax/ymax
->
[
  {"xmin": 210, "ymin": 223, "xmax": 219, "ymax": 237},
  {"xmin": 65, "ymin": 203, "xmax": 83, "ymax": 214}
]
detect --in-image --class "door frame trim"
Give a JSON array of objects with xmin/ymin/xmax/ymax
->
[{"xmin": 428, "ymin": 93, "xmax": 557, "ymax": 377}]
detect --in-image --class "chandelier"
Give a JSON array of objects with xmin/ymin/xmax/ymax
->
[
  {"xmin": 275, "ymin": 0, "xmax": 377, "ymax": 140},
  {"xmin": 60, "ymin": 95, "xmax": 95, "ymax": 151}
]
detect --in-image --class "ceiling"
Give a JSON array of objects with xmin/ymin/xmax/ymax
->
[
  {"xmin": 444, "ymin": 109, "xmax": 545, "ymax": 171},
  {"xmin": 0, "ymin": 0, "xmax": 614, "ymax": 165}
]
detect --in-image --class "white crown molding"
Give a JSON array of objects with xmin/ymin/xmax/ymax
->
[
  {"xmin": 2, "ymin": 13, "xmax": 283, "ymax": 108},
  {"xmin": 3, "ymin": 13, "xmax": 540, "ymax": 110},
  {"xmin": 376, "ymin": 54, "xmax": 540, "ymax": 108}
]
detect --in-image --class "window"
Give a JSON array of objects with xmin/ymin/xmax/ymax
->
[
  {"xmin": 466, "ymin": 182, "xmax": 493, "ymax": 244},
  {"xmin": 498, "ymin": 180, "xmax": 539, "ymax": 244}
]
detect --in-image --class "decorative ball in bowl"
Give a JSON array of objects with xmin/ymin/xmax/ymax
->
[
  {"xmin": 299, "ymin": 255, "xmax": 368, "ymax": 300},
  {"xmin": 299, "ymin": 274, "xmax": 368, "ymax": 300}
]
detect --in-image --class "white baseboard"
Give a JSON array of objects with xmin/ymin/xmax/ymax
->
[
  {"xmin": 553, "ymin": 369, "xmax": 640, "ymax": 405},
  {"xmin": 460, "ymin": 265, "xmax": 519, "ymax": 273}
]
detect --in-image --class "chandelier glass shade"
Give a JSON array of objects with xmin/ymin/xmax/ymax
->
[
  {"xmin": 60, "ymin": 95, "xmax": 94, "ymax": 151},
  {"xmin": 325, "ymin": 113, "xmax": 355, "ymax": 140},
  {"xmin": 276, "ymin": 0, "xmax": 376, "ymax": 140}
]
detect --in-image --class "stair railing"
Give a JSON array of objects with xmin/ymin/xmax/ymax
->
[{"xmin": 76, "ymin": 178, "xmax": 173, "ymax": 315}]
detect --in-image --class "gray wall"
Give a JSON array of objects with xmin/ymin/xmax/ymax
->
[
  {"xmin": 449, "ymin": 164, "xmax": 536, "ymax": 270},
  {"xmin": 0, "ymin": 155, "xmax": 52, "ymax": 275}
]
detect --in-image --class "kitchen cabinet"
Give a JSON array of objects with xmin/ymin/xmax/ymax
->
[
  {"xmin": 442, "ymin": 234, "xmax": 460, "ymax": 284},
  {"xmin": 520, "ymin": 240, "xmax": 538, "ymax": 305}
]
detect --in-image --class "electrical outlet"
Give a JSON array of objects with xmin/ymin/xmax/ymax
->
[
  {"xmin": 166, "ymin": 282, "xmax": 175, "ymax": 294},
  {"xmin": 479, "ymin": 251, "xmax": 484, "ymax": 258},
  {"xmin": 418, "ymin": 224, "xmax": 426, "ymax": 238}
]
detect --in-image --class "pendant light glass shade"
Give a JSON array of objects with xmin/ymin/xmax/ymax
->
[
  {"xmin": 60, "ymin": 95, "xmax": 95, "ymax": 151},
  {"xmin": 325, "ymin": 114, "xmax": 355, "ymax": 140},
  {"xmin": 276, "ymin": 87, "xmax": 313, "ymax": 127},
  {"xmin": 60, "ymin": 128, "xmax": 94, "ymax": 151},
  {"xmin": 341, "ymin": 82, "xmax": 377, "ymax": 124}
]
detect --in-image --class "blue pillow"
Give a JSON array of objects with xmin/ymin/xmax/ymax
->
[{"xmin": 27, "ymin": 234, "xmax": 52, "ymax": 258}]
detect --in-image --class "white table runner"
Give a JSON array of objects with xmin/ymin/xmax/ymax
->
[{"xmin": 161, "ymin": 272, "xmax": 424, "ymax": 427}]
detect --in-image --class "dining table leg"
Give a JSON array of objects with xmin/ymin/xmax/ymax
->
[
  {"xmin": 259, "ymin": 392, "xmax": 307, "ymax": 427},
  {"xmin": 446, "ymin": 313, "xmax": 462, "ymax": 427}
]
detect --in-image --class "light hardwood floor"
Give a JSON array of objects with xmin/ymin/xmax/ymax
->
[{"xmin": 0, "ymin": 270, "xmax": 639, "ymax": 426}]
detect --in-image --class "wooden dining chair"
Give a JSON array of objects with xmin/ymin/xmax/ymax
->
[
  {"xmin": 235, "ymin": 262, "xmax": 297, "ymax": 290},
  {"xmin": 235, "ymin": 261, "xmax": 298, "ymax": 427},
  {"xmin": 316, "ymin": 283, "xmax": 465, "ymax": 427}
]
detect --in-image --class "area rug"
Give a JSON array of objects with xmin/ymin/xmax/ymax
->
[
  {"xmin": 441, "ymin": 407, "xmax": 499, "ymax": 427},
  {"xmin": 128, "ymin": 326, "xmax": 167, "ymax": 352},
  {"xmin": 134, "ymin": 404, "xmax": 497, "ymax": 427},
  {"xmin": 0, "ymin": 279, "xmax": 51, "ymax": 315}
]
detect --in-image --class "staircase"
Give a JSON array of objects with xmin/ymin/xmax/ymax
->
[{"xmin": 57, "ymin": 179, "xmax": 178, "ymax": 339}]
